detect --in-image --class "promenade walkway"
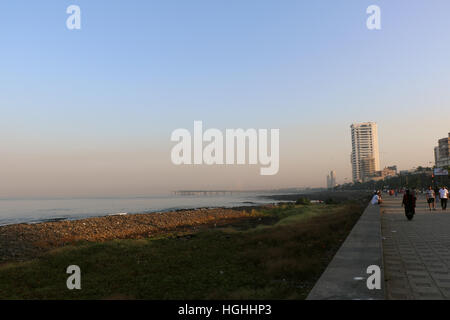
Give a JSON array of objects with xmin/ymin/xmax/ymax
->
[
  {"xmin": 382, "ymin": 195, "xmax": 450, "ymax": 299},
  {"xmin": 307, "ymin": 203, "xmax": 384, "ymax": 300}
]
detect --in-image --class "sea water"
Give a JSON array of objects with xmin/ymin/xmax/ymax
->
[{"xmin": 0, "ymin": 193, "xmax": 283, "ymax": 226}]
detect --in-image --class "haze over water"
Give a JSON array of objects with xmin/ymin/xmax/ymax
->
[
  {"xmin": 2, "ymin": 1, "xmax": 450, "ymax": 200},
  {"xmin": 0, "ymin": 192, "xmax": 287, "ymax": 226}
]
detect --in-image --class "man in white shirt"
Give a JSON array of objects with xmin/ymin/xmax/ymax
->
[
  {"xmin": 426, "ymin": 186, "xmax": 436, "ymax": 211},
  {"xmin": 439, "ymin": 186, "xmax": 448, "ymax": 210},
  {"xmin": 371, "ymin": 193, "xmax": 380, "ymax": 205}
]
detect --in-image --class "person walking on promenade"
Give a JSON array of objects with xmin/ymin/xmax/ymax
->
[
  {"xmin": 426, "ymin": 186, "xmax": 436, "ymax": 211},
  {"xmin": 439, "ymin": 186, "xmax": 449, "ymax": 210},
  {"xmin": 435, "ymin": 186, "xmax": 440, "ymax": 207},
  {"xmin": 402, "ymin": 189, "xmax": 416, "ymax": 220}
]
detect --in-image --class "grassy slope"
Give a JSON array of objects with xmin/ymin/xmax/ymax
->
[{"xmin": 0, "ymin": 202, "xmax": 365, "ymax": 300}]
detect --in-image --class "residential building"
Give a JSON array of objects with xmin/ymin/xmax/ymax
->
[
  {"xmin": 350, "ymin": 122, "xmax": 380, "ymax": 183},
  {"xmin": 435, "ymin": 133, "xmax": 450, "ymax": 168},
  {"xmin": 364, "ymin": 165, "xmax": 398, "ymax": 182},
  {"xmin": 326, "ymin": 171, "xmax": 337, "ymax": 189}
]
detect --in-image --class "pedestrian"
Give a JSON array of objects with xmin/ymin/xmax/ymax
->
[
  {"xmin": 439, "ymin": 186, "xmax": 449, "ymax": 210},
  {"xmin": 435, "ymin": 186, "xmax": 440, "ymax": 207},
  {"xmin": 402, "ymin": 189, "xmax": 416, "ymax": 220},
  {"xmin": 377, "ymin": 191, "xmax": 383, "ymax": 204},
  {"xmin": 426, "ymin": 186, "xmax": 436, "ymax": 211},
  {"xmin": 371, "ymin": 192, "xmax": 380, "ymax": 205}
]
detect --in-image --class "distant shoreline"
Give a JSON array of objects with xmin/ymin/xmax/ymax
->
[
  {"xmin": 0, "ymin": 201, "xmax": 279, "ymax": 228},
  {"xmin": 0, "ymin": 190, "xmax": 367, "ymax": 228},
  {"xmin": 0, "ymin": 193, "xmax": 290, "ymax": 227}
]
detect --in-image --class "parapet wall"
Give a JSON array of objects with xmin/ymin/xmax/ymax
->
[{"xmin": 307, "ymin": 204, "xmax": 385, "ymax": 300}]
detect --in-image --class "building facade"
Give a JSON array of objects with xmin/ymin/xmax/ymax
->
[
  {"xmin": 435, "ymin": 133, "xmax": 450, "ymax": 168},
  {"xmin": 365, "ymin": 166, "xmax": 398, "ymax": 182},
  {"xmin": 350, "ymin": 122, "xmax": 380, "ymax": 183},
  {"xmin": 382, "ymin": 166, "xmax": 398, "ymax": 177},
  {"xmin": 326, "ymin": 170, "xmax": 337, "ymax": 189}
]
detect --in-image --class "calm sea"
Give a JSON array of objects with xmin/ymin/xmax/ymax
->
[{"xmin": 0, "ymin": 193, "xmax": 284, "ymax": 226}]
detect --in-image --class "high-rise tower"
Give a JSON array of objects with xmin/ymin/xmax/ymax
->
[{"xmin": 350, "ymin": 122, "xmax": 380, "ymax": 183}]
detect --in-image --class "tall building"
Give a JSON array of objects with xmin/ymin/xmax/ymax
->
[
  {"xmin": 435, "ymin": 133, "xmax": 450, "ymax": 168},
  {"xmin": 330, "ymin": 170, "xmax": 336, "ymax": 188},
  {"xmin": 350, "ymin": 122, "xmax": 380, "ymax": 183},
  {"xmin": 326, "ymin": 170, "xmax": 337, "ymax": 189}
]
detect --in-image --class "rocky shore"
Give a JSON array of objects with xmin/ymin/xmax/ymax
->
[{"xmin": 0, "ymin": 206, "xmax": 270, "ymax": 264}]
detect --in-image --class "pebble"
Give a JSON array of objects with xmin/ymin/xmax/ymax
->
[{"xmin": 0, "ymin": 207, "xmax": 265, "ymax": 263}]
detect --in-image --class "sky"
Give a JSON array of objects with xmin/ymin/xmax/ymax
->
[{"xmin": 1, "ymin": 0, "xmax": 450, "ymax": 197}]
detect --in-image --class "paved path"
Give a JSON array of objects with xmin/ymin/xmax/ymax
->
[
  {"xmin": 307, "ymin": 204, "xmax": 384, "ymax": 300},
  {"xmin": 382, "ymin": 195, "xmax": 450, "ymax": 299}
]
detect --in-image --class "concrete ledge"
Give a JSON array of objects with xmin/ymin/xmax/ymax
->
[{"xmin": 306, "ymin": 204, "xmax": 385, "ymax": 300}]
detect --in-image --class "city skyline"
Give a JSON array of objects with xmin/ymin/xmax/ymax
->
[{"xmin": 1, "ymin": 1, "xmax": 450, "ymax": 197}]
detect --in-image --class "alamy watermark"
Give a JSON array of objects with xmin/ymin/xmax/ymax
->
[
  {"xmin": 170, "ymin": 121, "xmax": 279, "ymax": 175},
  {"xmin": 65, "ymin": 5, "xmax": 381, "ymax": 31},
  {"xmin": 66, "ymin": 265, "xmax": 81, "ymax": 290},
  {"xmin": 366, "ymin": 265, "xmax": 381, "ymax": 290},
  {"xmin": 66, "ymin": 5, "xmax": 81, "ymax": 30},
  {"xmin": 367, "ymin": 5, "xmax": 381, "ymax": 30}
]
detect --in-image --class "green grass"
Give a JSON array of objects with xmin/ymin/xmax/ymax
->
[{"xmin": 0, "ymin": 202, "xmax": 365, "ymax": 300}]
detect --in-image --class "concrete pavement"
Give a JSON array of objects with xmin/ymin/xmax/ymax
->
[
  {"xmin": 382, "ymin": 195, "xmax": 450, "ymax": 299},
  {"xmin": 307, "ymin": 204, "xmax": 384, "ymax": 300}
]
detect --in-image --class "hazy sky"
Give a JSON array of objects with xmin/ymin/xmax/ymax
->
[{"xmin": 1, "ymin": 0, "xmax": 450, "ymax": 197}]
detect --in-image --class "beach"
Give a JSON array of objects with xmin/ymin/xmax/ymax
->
[
  {"xmin": 0, "ymin": 190, "xmax": 368, "ymax": 264},
  {"xmin": 0, "ymin": 193, "xmax": 280, "ymax": 226},
  {"xmin": 0, "ymin": 206, "xmax": 270, "ymax": 264},
  {"xmin": 0, "ymin": 196, "xmax": 367, "ymax": 299}
]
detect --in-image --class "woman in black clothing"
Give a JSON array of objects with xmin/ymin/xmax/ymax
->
[{"xmin": 402, "ymin": 189, "xmax": 416, "ymax": 221}]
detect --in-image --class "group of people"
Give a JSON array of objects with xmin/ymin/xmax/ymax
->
[
  {"xmin": 402, "ymin": 186, "xmax": 448, "ymax": 220},
  {"xmin": 425, "ymin": 186, "xmax": 449, "ymax": 211},
  {"xmin": 371, "ymin": 186, "xmax": 449, "ymax": 221}
]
